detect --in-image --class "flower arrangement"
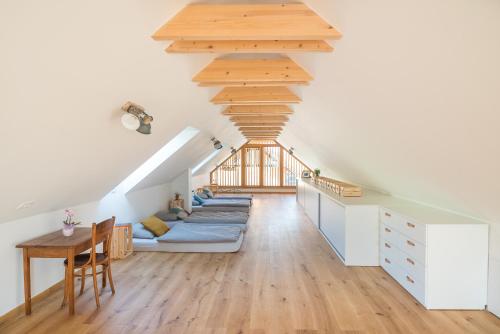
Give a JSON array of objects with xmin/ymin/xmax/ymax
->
[{"xmin": 62, "ymin": 209, "xmax": 80, "ymax": 236}]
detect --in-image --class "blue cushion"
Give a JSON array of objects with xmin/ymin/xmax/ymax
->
[
  {"xmin": 203, "ymin": 188, "xmax": 214, "ymax": 198},
  {"xmin": 193, "ymin": 194, "xmax": 205, "ymax": 204},
  {"xmin": 132, "ymin": 223, "xmax": 155, "ymax": 239},
  {"xmin": 192, "ymin": 199, "xmax": 201, "ymax": 206}
]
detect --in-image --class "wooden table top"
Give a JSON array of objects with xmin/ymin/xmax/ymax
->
[{"xmin": 16, "ymin": 227, "xmax": 92, "ymax": 248}]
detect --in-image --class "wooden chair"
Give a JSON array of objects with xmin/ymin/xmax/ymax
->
[{"xmin": 62, "ymin": 217, "xmax": 116, "ymax": 309}]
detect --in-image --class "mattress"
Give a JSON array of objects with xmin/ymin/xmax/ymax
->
[
  {"xmin": 158, "ymin": 224, "xmax": 241, "ymax": 243},
  {"xmin": 184, "ymin": 211, "xmax": 249, "ymax": 225},
  {"xmin": 191, "ymin": 205, "xmax": 250, "ymax": 213},
  {"xmin": 201, "ymin": 199, "xmax": 251, "ymax": 207},
  {"xmin": 133, "ymin": 233, "xmax": 243, "ymax": 253},
  {"xmin": 214, "ymin": 195, "xmax": 253, "ymax": 202}
]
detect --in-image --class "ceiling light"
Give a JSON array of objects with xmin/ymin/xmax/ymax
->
[
  {"xmin": 121, "ymin": 101, "xmax": 153, "ymax": 135},
  {"xmin": 211, "ymin": 137, "xmax": 223, "ymax": 150}
]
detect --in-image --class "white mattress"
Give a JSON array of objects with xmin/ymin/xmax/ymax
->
[{"xmin": 133, "ymin": 233, "xmax": 244, "ymax": 253}]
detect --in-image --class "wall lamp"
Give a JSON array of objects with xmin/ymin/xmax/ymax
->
[
  {"xmin": 211, "ymin": 137, "xmax": 223, "ymax": 150},
  {"xmin": 121, "ymin": 101, "xmax": 154, "ymax": 135}
]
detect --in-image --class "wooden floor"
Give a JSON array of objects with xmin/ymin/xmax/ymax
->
[{"xmin": 2, "ymin": 195, "xmax": 500, "ymax": 333}]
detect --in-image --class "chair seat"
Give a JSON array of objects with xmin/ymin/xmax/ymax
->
[{"xmin": 64, "ymin": 253, "xmax": 107, "ymax": 266}]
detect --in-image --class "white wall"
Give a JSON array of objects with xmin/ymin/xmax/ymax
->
[{"xmin": 0, "ymin": 183, "xmax": 170, "ymax": 317}]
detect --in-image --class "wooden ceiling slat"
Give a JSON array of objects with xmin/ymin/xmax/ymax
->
[
  {"xmin": 239, "ymin": 127, "xmax": 283, "ymax": 131},
  {"xmin": 193, "ymin": 58, "xmax": 313, "ymax": 86},
  {"xmin": 152, "ymin": 4, "xmax": 342, "ymax": 41},
  {"xmin": 166, "ymin": 40, "xmax": 333, "ymax": 53},
  {"xmin": 212, "ymin": 87, "xmax": 301, "ymax": 105},
  {"xmin": 230, "ymin": 116, "xmax": 289, "ymax": 122},
  {"xmin": 199, "ymin": 81, "xmax": 309, "ymax": 87},
  {"xmin": 223, "ymin": 105, "xmax": 293, "ymax": 116},
  {"xmin": 235, "ymin": 122, "xmax": 286, "ymax": 127}
]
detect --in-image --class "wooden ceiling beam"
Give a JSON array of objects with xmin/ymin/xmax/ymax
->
[
  {"xmin": 235, "ymin": 122, "xmax": 285, "ymax": 127},
  {"xmin": 238, "ymin": 127, "xmax": 283, "ymax": 131},
  {"xmin": 223, "ymin": 105, "xmax": 293, "ymax": 116},
  {"xmin": 199, "ymin": 81, "xmax": 308, "ymax": 87},
  {"xmin": 230, "ymin": 116, "xmax": 289, "ymax": 122},
  {"xmin": 152, "ymin": 4, "xmax": 342, "ymax": 41},
  {"xmin": 194, "ymin": 58, "xmax": 313, "ymax": 86},
  {"xmin": 212, "ymin": 87, "xmax": 301, "ymax": 105},
  {"xmin": 166, "ymin": 40, "xmax": 333, "ymax": 53}
]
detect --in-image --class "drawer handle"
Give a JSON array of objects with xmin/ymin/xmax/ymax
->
[
  {"xmin": 406, "ymin": 240, "xmax": 415, "ymax": 247},
  {"xmin": 385, "ymin": 228, "xmax": 391, "ymax": 233},
  {"xmin": 407, "ymin": 222, "xmax": 416, "ymax": 228},
  {"xmin": 406, "ymin": 275, "xmax": 415, "ymax": 284},
  {"xmin": 406, "ymin": 258, "xmax": 415, "ymax": 265},
  {"xmin": 385, "ymin": 212, "xmax": 392, "ymax": 217},
  {"xmin": 385, "ymin": 258, "xmax": 391, "ymax": 264},
  {"xmin": 384, "ymin": 243, "xmax": 391, "ymax": 248}
]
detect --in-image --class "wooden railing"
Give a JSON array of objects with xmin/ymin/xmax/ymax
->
[
  {"xmin": 311, "ymin": 175, "xmax": 363, "ymax": 197},
  {"xmin": 210, "ymin": 141, "xmax": 310, "ymax": 191}
]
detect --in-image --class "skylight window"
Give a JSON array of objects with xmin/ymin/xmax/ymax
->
[
  {"xmin": 192, "ymin": 149, "xmax": 222, "ymax": 175},
  {"xmin": 109, "ymin": 126, "xmax": 200, "ymax": 195}
]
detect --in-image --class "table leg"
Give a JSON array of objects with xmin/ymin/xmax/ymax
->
[
  {"xmin": 67, "ymin": 249, "xmax": 75, "ymax": 315},
  {"xmin": 22, "ymin": 249, "xmax": 31, "ymax": 315}
]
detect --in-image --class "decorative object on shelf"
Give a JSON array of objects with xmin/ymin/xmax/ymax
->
[
  {"xmin": 211, "ymin": 137, "xmax": 223, "ymax": 150},
  {"xmin": 121, "ymin": 101, "xmax": 154, "ymax": 135},
  {"xmin": 230, "ymin": 146, "xmax": 237, "ymax": 155},
  {"xmin": 312, "ymin": 175, "xmax": 362, "ymax": 197},
  {"xmin": 111, "ymin": 223, "xmax": 133, "ymax": 260},
  {"xmin": 302, "ymin": 170, "xmax": 311, "ymax": 178},
  {"xmin": 313, "ymin": 168, "xmax": 321, "ymax": 177},
  {"xmin": 288, "ymin": 147, "xmax": 294, "ymax": 155},
  {"xmin": 169, "ymin": 198, "xmax": 185, "ymax": 209},
  {"xmin": 62, "ymin": 208, "xmax": 81, "ymax": 236},
  {"xmin": 174, "ymin": 192, "xmax": 181, "ymax": 200}
]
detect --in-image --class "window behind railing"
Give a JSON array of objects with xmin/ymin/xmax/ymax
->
[{"xmin": 211, "ymin": 142, "xmax": 310, "ymax": 188}]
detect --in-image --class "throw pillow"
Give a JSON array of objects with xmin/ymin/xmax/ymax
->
[
  {"xmin": 203, "ymin": 188, "xmax": 214, "ymax": 198},
  {"xmin": 169, "ymin": 207, "xmax": 182, "ymax": 214},
  {"xmin": 193, "ymin": 194, "xmax": 205, "ymax": 204},
  {"xmin": 177, "ymin": 210, "xmax": 188, "ymax": 220},
  {"xmin": 192, "ymin": 199, "xmax": 200, "ymax": 206},
  {"xmin": 141, "ymin": 216, "xmax": 170, "ymax": 237},
  {"xmin": 198, "ymin": 192, "xmax": 209, "ymax": 199},
  {"xmin": 132, "ymin": 223, "xmax": 155, "ymax": 239},
  {"xmin": 155, "ymin": 210, "xmax": 179, "ymax": 222}
]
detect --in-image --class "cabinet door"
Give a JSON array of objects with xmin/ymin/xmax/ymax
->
[
  {"xmin": 304, "ymin": 184, "xmax": 319, "ymax": 227},
  {"xmin": 297, "ymin": 180, "xmax": 305, "ymax": 207},
  {"xmin": 319, "ymin": 195, "xmax": 346, "ymax": 260}
]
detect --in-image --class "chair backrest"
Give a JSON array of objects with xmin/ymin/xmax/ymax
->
[{"xmin": 90, "ymin": 216, "xmax": 115, "ymax": 263}]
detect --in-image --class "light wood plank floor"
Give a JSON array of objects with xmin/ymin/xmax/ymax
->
[{"xmin": 2, "ymin": 195, "xmax": 500, "ymax": 333}]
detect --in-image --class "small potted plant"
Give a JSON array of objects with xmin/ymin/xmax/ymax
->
[
  {"xmin": 62, "ymin": 208, "xmax": 80, "ymax": 236},
  {"xmin": 314, "ymin": 168, "xmax": 321, "ymax": 177}
]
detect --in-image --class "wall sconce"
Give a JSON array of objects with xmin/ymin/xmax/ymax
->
[
  {"xmin": 211, "ymin": 137, "xmax": 223, "ymax": 150},
  {"xmin": 121, "ymin": 101, "xmax": 153, "ymax": 135}
]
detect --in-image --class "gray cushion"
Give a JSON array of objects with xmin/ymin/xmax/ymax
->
[
  {"xmin": 203, "ymin": 188, "xmax": 214, "ymax": 198},
  {"xmin": 132, "ymin": 223, "xmax": 155, "ymax": 239},
  {"xmin": 155, "ymin": 210, "xmax": 179, "ymax": 222},
  {"xmin": 177, "ymin": 211, "xmax": 188, "ymax": 220},
  {"xmin": 198, "ymin": 192, "xmax": 209, "ymax": 199},
  {"xmin": 192, "ymin": 199, "xmax": 200, "ymax": 206}
]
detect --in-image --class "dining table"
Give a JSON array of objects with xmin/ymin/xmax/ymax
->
[{"xmin": 16, "ymin": 227, "xmax": 92, "ymax": 315}]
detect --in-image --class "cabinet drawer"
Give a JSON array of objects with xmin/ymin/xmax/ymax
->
[
  {"xmin": 381, "ymin": 254, "xmax": 404, "ymax": 284},
  {"xmin": 380, "ymin": 239, "xmax": 402, "ymax": 266},
  {"xmin": 399, "ymin": 218, "xmax": 426, "ymax": 245},
  {"xmin": 380, "ymin": 208, "xmax": 403, "ymax": 230},
  {"xmin": 398, "ymin": 237, "xmax": 426, "ymax": 265},
  {"xmin": 380, "ymin": 223, "xmax": 401, "ymax": 246},
  {"xmin": 402, "ymin": 273, "xmax": 425, "ymax": 305},
  {"xmin": 400, "ymin": 254, "xmax": 425, "ymax": 283}
]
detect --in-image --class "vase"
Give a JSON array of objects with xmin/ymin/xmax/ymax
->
[{"xmin": 62, "ymin": 224, "xmax": 74, "ymax": 237}]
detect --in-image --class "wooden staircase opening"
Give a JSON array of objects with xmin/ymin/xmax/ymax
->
[{"xmin": 210, "ymin": 141, "xmax": 310, "ymax": 194}]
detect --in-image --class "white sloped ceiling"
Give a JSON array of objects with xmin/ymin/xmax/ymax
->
[{"xmin": 1, "ymin": 0, "xmax": 499, "ymax": 228}]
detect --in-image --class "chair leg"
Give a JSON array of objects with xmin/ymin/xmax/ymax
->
[
  {"xmin": 92, "ymin": 265, "xmax": 100, "ymax": 308},
  {"xmin": 61, "ymin": 265, "xmax": 68, "ymax": 308},
  {"xmin": 102, "ymin": 265, "xmax": 107, "ymax": 288},
  {"xmin": 79, "ymin": 267, "xmax": 86, "ymax": 296},
  {"xmin": 107, "ymin": 262, "xmax": 115, "ymax": 295}
]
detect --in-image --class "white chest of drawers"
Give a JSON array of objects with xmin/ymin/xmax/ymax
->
[{"xmin": 379, "ymin": 207, "xmax": 488, "ymax": 309}]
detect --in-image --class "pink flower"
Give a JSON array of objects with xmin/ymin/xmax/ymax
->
[{"xmin": 64, "ymin": 209, "xmax": 75, "ymax": 217}]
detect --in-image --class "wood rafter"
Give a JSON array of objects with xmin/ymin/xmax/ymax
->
[
  {"xmin": 239, "ymin": 127, "xmax": 283, "ymax": 132},
  {"xmin": 193, "ymin": 58, "xmax": 313, "ymax": 86},
  {"xmin": 235, "ymin": 122, "xmax": 286, "ymax": 127},
  {"xmin": 166, "ymin": 40, "xmax": 333, "ymax": 53},
  {"xmin": 222, "ymin": 105, "xmax": 293, "ymax": 116},
  {"xmin": 212, "ymin": 87, "xmax": 301, "ymax": 105},
  {"xmin": 152, "ymin": 4, "xmax": 342, "ymax": 41},
  {"xmin": 230, "ymin": 116, "xmax": 289, "ymax": 122}
]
